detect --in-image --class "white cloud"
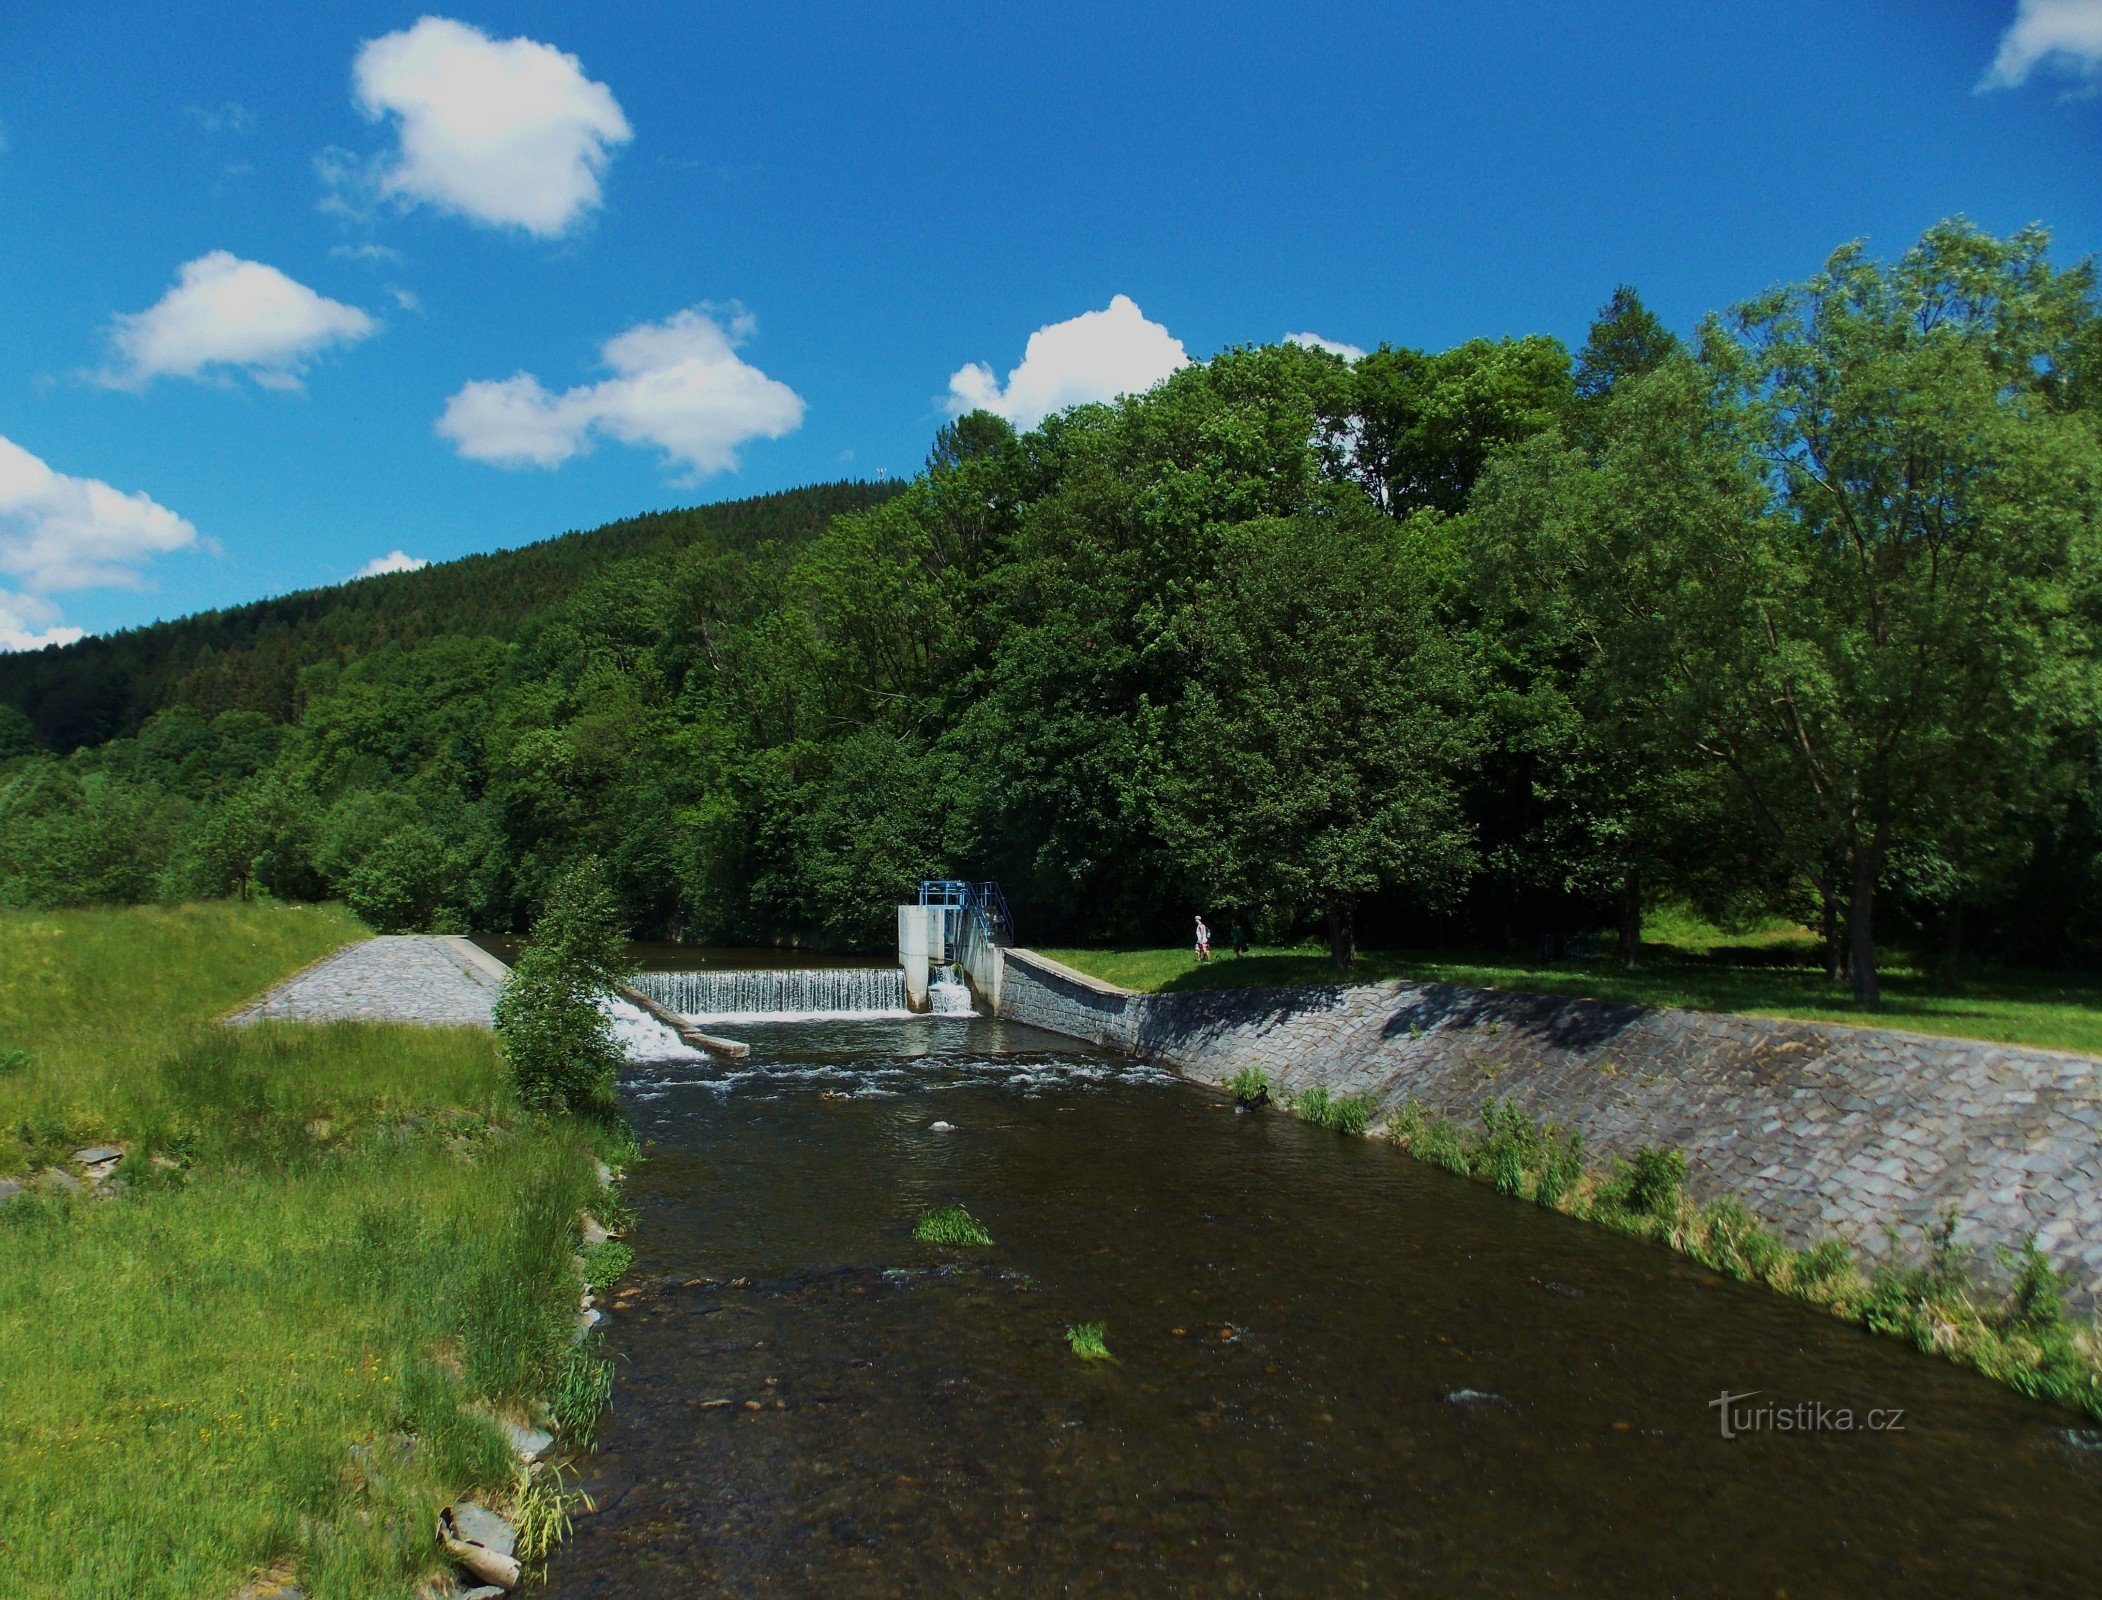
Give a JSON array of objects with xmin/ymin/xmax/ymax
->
[
  {"xmin": 438, "ymin": 305, "xmax": 805, "ymax": 477},
  {"xmin": 1979, "ymin": 0, "xmax": 2102, "ymax": 89},
  {"xmin": 352, "ymin": 549, "xmax": 429, "ymax": 579},
  {"xmin": 0, "ymin": 592, "xmax": 84, "ymax": 653},
  {"xmin": 947, "ymin": 295, "xmax": 1190, "ymax": 429},
  {"xmin": 330, "ymin": 241, "xmax": 406, "ymax": 265},
  {"xmin": 0, "ymin": 434, "xmax": 197, "ymax": 650},
  {"xmin": 185, "ymin": 102, "xmax": 254, "ymax": 136},
  {"xmin": 348, "ymin": 16, "xmax": 632, "ymax": 237},
  {"xmin": 104, "ymin": 252, "xmax": 377, "ymax": 390},
  {"xmin": 1286, "ymin": 330, "xmax": 1367, "ymax": 361}
]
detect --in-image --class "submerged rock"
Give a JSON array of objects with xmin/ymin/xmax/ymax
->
[
  {"xmin": 581, "ymin": 1216, "xmax": 613, "ymax": 1246},
  {"xmin": 929, "ymin": 1121, "xmax": 956, "ymax": 1132}
]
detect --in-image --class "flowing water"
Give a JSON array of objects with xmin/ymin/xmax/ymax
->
[
  {"xmin": 634, "ymin": 966, "xmax": 910, "ymax": 1022},
  {"xmin": 545, "ymin": 1015, "xmax": 2102, "ymax": 1599}
]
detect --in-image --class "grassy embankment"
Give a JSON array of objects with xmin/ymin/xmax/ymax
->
[
  {"xmin": 0, "ymin": 903, "xmax": 620, "ymax": 1600},
  {"xmin": 1042, "ymin": 905, "xmax": 2102, "ymax": 1056}
]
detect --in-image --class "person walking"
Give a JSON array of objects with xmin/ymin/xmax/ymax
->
[
  {"xmin": 1229, "ymin": 921, "xmax": 1248, "ymax": 958},
  {"xmin": 1194, "ymin": 915, "xmax": 1211, "ymax": 963}
]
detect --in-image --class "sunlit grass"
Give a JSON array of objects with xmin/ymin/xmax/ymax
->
[
  {"xmin": 0, "ymin": 904, "xmax": 613, "ymax": 1598},
  {"xmin": 1040, "ymin": 913, "xmax": 2102, "ymax": 1056}
]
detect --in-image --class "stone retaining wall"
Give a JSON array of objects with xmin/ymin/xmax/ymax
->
[{"xmin": 996, "ymin": 950, "xmax": 2102, "ymax": 1308}]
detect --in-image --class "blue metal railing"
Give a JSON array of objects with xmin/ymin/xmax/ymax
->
[{"xmin": 919, "ymin": 880, "xmax": 1013, "ymax": 947}]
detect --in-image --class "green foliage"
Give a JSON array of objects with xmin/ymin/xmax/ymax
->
[
  {"xmin": 550, "ymin": 1339, "xmax": 616, "ymax": 1450},
  {"xmin": 1227, "ymin": 1065, "xmax": 1271, "ymax": 1100},
  {"xmin": 581, "ymin": 1239, "xmax": 633, "ymax": 1294},
  {"xmin": 1064, "ymin": 1322, "xmax": 1112, "ymax": 1360},
  {"xmin": 493, "ymin": 860, "xmax": 631, "ymax": 1117},
  {"xmin": 0, "ymin": 1049, "xmax": 29, "ymax": 1078},
  {"xmin": 1293, "ymin": 1084, "xmax": 1377, "ymax": 1135},
  {"xmin": 1607, "ymin": 1146, "xmax": 1688, "ymax": 1220},
  {"xmin": 914, "ymin": 1203, "xmax": 994, "ymax": 1247}
]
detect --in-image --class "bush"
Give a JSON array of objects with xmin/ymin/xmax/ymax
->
[
  {"xmin": 1293, "ymin": 1085, "xmax": 1377, "ymax": 1135},
  {"xmin": 1613, "ymin": 1145, "xmax": 1687, "ymax": 1220},
  {"xmin": 493, "ymin": 860, "xmax": 630, "ymax": 1116}
]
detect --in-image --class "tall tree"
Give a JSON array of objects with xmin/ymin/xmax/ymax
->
[{"xmin": 1155, "ymin": 511, "xmax": 1480, "ymax": 968}]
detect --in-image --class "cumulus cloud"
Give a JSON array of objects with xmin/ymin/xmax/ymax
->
[
  {"xmin": 1286, "ymin": 330, "xmax": 1367, "ymax": 361},
  {"xmin": 1979, "ymin": 0, "xmax": 2102, "ymax": 89},
  {"xmin": 103, "ymin": 252, "xmax": 377, "ymax": 390},
  {"xmin": 947, "ymin": 295, "xmax": 1190, "ymax": 429},
  {"xmin": 353, "ymin": 550, "xmax": 429, "ymax": 579},
  {"xmin": 438, "ymin": 305, "xmax": 805, "ymax": 477},
  {"xmin": 347, "ymin": 16, "xmax": 632, "ymax": 236},
  {"xmin": 0, "ymin": 434, "xmax": 197, "ymax": 650}
]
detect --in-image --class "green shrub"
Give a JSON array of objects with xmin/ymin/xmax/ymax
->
[
  {"xmin": 1691, "ymin": 1198, "xmax": 1786, "ymax": 1281},
  {"xmin": 0, "ymin": 1048, "xmax": 29, "ymax": 1077},
  {"xmin": 1534, "ymin": 1130, "xmax": 1583, "ymax": 1209},
  {"xmin": 1788, "ymin": 1236, "xmax": 1857, "ymax": 1300},
  {"xmin": 494, "ymin": 860, "xmax": 631, "ymax": 1117},
  {"xmin": 1227, "ymin": 1066, "xmax": 1270, "ymax": 1100},
  {"xmin": 1998, "ymin": 1235, "xmax": 2069, "ymax": 1341},
  {"xmin": 914, "ymin": 1203, "xmax": 993, "ymax": 1246}
]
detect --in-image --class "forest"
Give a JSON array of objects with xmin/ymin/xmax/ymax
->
[{"xmin": 3, "ymin": 218, "xmax": 2099, "ymax": 1006}]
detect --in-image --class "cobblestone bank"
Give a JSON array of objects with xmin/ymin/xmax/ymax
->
[
  {"xmin": 997, "ymin": 949, "xmax": 2102, "ymax": 1307},
  {"xmin": 228, "ymin": 935, "xmax": 504, "ymax": 1027}
]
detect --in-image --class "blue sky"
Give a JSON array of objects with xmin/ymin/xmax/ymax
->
[{"xmin": 1, "ymin": 1, "xmax": 2098, "ymax": 647}]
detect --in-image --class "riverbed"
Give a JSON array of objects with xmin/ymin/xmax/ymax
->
[{"xmin": 544, "ymin": 1013, "xmax": 2101, "ymax": 1597}]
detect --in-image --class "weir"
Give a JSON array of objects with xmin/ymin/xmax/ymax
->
[{"xmin": 634, "ymin": 966, "xmax": 908, "ymax": 1021}]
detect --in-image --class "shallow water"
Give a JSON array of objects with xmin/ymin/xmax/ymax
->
[{"xmin": 546, "ymin": 1016, "xmax": 2102, "ymax": 1598}]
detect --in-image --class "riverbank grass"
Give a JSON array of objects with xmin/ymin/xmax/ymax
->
[
  {"xmin": 0, "ymin": 904, "xmax": 614, "ymax": 1599},
  {"xmin": 1040, "ymin": 914, "xmax": 2102, "ymax": 1056},
  {"xmin": 1383, "ymin": 1098, "xmax": 2102, "ymax": 1419}
]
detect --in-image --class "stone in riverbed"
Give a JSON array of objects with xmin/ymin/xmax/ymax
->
[
  {"xmin": 503, "ymin": 1421, "xmax": 555, "ymax": 1462},
  {"xmin": 0, "ymin": 1179, "xmax": 19, "ymax": 1203},
  {"xmin": 581, "ymin": 1216, "xmax": 613, "ymax": 1246},
  {"xmin": 39, "ymin": 1169, "xmax": 82, "ymax": 1193},
  {"xmin": 72, "ymin": 1146, "xmax": 122, "ymax": 1167},
  {"xmin": 447, "ymin": 1502, "xmax": 517, "ymax": 1559},
  {"xmin": 574, "ymin": 1307, "xmax": 604, "ymax": 1342}
]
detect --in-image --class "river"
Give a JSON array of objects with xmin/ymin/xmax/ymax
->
[{"xmin": 544, "ymin": 1011, "xmax": 2101, "ymax": 1597}]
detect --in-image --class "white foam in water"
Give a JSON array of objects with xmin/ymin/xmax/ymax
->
[
  {"xmin": 601, "ymin": 996, "xmax": 705, "ymax": 1063},
  {"xmin": 929, "ymin": 976, "xmax": 976, "ymax": 1014},
  {"xmin": 634, "ymin": 966, "xmax": 911, "ymax": 1022}
]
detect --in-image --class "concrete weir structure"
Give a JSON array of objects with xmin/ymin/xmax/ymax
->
[{"xmin": 988, "ymin": 947, "xmax": 2102, "ymax": 1310}]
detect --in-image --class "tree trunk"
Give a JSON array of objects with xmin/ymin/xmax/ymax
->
[
  {"xmin": 1324, "ymin": 900, "xmax": 1355, "ymax": 973},
  {"xmin": 1820, "ymin": 882, "xmax": 1844, "ymax": 987},
  {"xmin": 1848, "ymin": 845, "xmax": 1880, "ymax": 1008},
  {"xmin": 1618, "ymin": 870, "xmax": 1642, "ymax": 967}
]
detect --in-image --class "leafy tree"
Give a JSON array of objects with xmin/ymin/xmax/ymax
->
[
  {"xmin": 1350, "ymin": 336, "xmax": 1573, "ymax": 517},
  {"xmin": 493, "ymin": 859, "xmax": 630, "ymax": 1116},
  {"xmin": 1155, "ymin": 513, "xmax": 1481, "ymax": 968}
]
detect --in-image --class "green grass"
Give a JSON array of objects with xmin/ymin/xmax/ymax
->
[
  {"xmin": 1064, "ymin": 1322, "xmax": 1112, "ymax": 1360},
  {"xmin": 0, "ymin": 905, "xmax": 615, "ymax": 1599},
  {"xmin": 914, "ymin": 1202, "xmax": 994, "ymax": 1247},
  {"xmin": 1039, "ymin": 915, "xmax": 2102, "ymax": 1056}
]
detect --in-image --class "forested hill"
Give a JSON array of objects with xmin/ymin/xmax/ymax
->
[{"xmin": 0, "ymin": 480, "xmax": 899, "ymax": 751}]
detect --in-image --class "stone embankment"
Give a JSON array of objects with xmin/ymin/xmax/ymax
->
[
  {"xmin": 994, "ymin": 949, "xmax": 2102, "ymax": 1308},
  {"xmin": 228, "ymin": 934, "xmax": 507, "ymax": 1026}
]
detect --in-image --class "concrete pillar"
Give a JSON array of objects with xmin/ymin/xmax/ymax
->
[{"xmin": 897, "ymin": 904, "xmax": 936, "ymax": 1012}]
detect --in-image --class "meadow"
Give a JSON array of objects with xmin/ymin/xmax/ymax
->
[
  {"xmin": 1042, "ymin": 909, "xmax": 2102, "ymax": 1057},
  {"xmin": 0, "ymin": 904, "xmax": 613, "ymax": 1600}
]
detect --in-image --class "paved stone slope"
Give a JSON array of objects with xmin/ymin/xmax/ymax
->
[
  {"xmin": 996, "ymin": 950, "xmax": 2102, "ymax": 1307},
  {"xmin": 228, "ymin": 935, "xmax": 503, "ymax": 1027}
]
